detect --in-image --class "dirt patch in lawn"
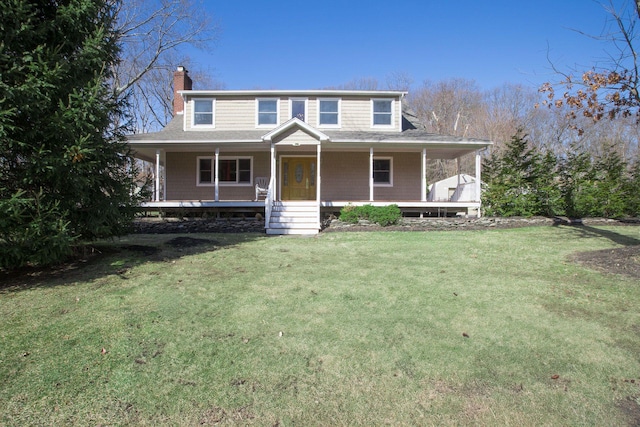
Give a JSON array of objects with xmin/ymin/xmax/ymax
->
[
  {"xmin": 570, "ymin": 246, "xmax": 640, "ymax": 279},
  {"xmin": 165, "ymin": 236, "xmax": 216, "ymax": 248}
]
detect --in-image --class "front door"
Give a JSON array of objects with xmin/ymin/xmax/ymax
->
[{"xmin": 281, "ymin": 157, "xmax": 316, "ymax": 200}]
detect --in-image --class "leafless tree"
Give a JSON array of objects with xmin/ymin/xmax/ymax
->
[
  {"xmin": 385, "ymin": 71, "xmax": 414, "ymax": 91},
  {"xmin": 113, "ymin": 0, "xmax": 221, "ymax": 131}
]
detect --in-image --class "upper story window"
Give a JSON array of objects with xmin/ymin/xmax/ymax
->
[
  {"xmin": 257, "ymin": 98, "xmax": 279, "ymax": 127},
  {"xmin": 373, "ymin": 157, "xmax": 393, "ymax": 186},
  {"xmin": 290, "ymin": 98, "xmax": 307, "ymax": 121},
  {"xmin": 193, "ymin": 99, "xmax": 215, "ymax": 126},
  {"xmin": 318, "ymin": 98, "xmax": 340, "ymax": 127},
  {"xmin": 372, "ymin": 99, "xmax": 393, "ymax": 127}
]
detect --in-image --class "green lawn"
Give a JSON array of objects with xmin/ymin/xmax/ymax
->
[{"xmin": 1, "ymin": 226, "xmax": 639, "ymax": 426}]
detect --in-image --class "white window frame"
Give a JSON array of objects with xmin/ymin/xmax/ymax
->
[
  {"xmin": 256, "ymin": 98, "xmax": 280, "ymax": 128},
  {"xmin": 196, "ymin": 156, "xmax": 215, "ymax": 186},
  {"xmin": 373, "ymin": 156, "xmax": 393, "ymax": 187},
  {"xmin": 192, "ymin": 99, "xmax": 215, "ymax": 128},
  {"xmin": 289, "ymin": 98, "xmax": 308, "ymax": 122},
  {"xmin": 371, "ymin": 99, "xmax": 394, "ymax": 128},
  {"xmin": 197, "ymin": 156, "xmax": 253, "ymax": 187},
  {"xmin": 218, "ymin": 156, "xmax": 253, "ymax": 186},
  {"xmin": 317, "ymin": 98, "xmax": 341, "ymax": 128}
]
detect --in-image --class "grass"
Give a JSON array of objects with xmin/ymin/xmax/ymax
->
[{"xmin": 1, "ymin": 225, "xmax": 639, "ymax": 426}]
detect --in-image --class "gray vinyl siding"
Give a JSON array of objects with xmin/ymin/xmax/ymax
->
[{"xmin": 213, "ymin": 98, "xmax": 256, "ymax": 130}]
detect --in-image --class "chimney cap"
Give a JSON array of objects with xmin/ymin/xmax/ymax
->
[{"xmin": 176, "ymin": 65, "xmax": 187, "ymax": 72}]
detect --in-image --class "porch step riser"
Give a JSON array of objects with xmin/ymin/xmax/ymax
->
[
  {"xmin": 267, "ymin": 203, "xmax": 319, "ymax": 235},
  {"xmin": 266, "ymin": 228, "xmax": 320, "ymax": 235}
]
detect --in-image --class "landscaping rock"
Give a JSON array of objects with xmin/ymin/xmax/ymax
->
[{"xmin": 132, "ymin": 216, "xmax": 640, "ymax": 234}]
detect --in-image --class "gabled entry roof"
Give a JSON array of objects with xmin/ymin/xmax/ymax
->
[{"xmin": 261, "ymin": 118, "xmax": 330, "ymax": 143}]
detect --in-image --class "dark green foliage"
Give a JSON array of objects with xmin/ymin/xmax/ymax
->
[
  {"xmin": 484, "ymin": 134, "xmax": 638, "ymax": 219},
  {"xmin": 0, "ymin": 0, "xmax": 144, "ymax": 269},
  {"xmin": 559, "ymin": 145, "xmax": 629, "ymax": 219},
  {"xmin": 482, "ymin": 134, "xmax": 560, "ymax": 217},
  {"xmin": 339, "ymin": 204, "xmax": 402, "ymax": 226},
  {"xmin": 0, "ymin": 190, "xmax": 74, "ymax": 269},
  {"xmin": 624, "ymin": 160, "xmax": 640, "ymax": 216}
]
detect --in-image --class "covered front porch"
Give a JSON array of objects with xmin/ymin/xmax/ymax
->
[{"xmin": 131, "ymin": 119, "xmax": 489, "ymax": 234}]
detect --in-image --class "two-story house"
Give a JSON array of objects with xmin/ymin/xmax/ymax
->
[{"xmin": 127, "ymin": 67, "xmax": 492, "ymax": 234}]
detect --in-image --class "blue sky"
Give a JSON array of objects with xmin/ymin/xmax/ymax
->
[{"xmin": 191, "ymin": 0, "xmax": 628, "ymax": 92}]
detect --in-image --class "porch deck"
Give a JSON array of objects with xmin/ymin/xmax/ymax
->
[{"xmin": 138, "ymin": 200, "xmax": 481, "ymax": 218}]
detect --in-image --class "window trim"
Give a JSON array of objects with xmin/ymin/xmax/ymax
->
[
  {"xmin": 218, "ymin": 156, "xmax": 253, "ymax": 186},
  {"xmin": 317, "ymin": 98, "xmax": 341, "ymax": 128},
  {"xmin": 373, "ymin": 156, "xmax": 393, "ymax": 187},
  {"xmin": 289, "ymin": 97, "xmax": 308, "ymax": 122},
  {"xmin": 371, "ymin": 98, "xmax": 395, "ymax": 128},
  {"xmin": 196, "ymin": 156, "xmax": 253, "ymax": 187},
  {"xmin": 192, "ymin": 98, "xmax": 215, "ymax": 128},
  {"xmin": 197, "ymin": 156, "xmax": 215, "ymax": 186},
  {"xmin": 256, "ymin": 98, "xmax": 280, "ymax": 128}
]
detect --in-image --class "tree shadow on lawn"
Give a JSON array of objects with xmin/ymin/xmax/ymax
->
[
  {"xmin": 563, "ymin": 223, "xmax": 640, "ymax": 247},
  {"xmin": 0, "ymin": 233, "xmax": 265, "ymax": 293},
  {"xmin": 561, "ymin": 223, "xmax": 640, "ymax": 279}
]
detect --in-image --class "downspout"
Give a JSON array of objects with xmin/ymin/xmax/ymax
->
[{"xmin": 316, "ymin": 143, "xmax": 322, "ymax": 229}]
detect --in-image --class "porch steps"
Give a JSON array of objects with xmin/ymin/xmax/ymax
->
[{"xmin": 266, "ymin": 201, "xmax": 320, "ymax": 235}]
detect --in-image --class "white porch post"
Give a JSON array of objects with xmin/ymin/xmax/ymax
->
[
  {"xmin": 475, "ymin": 150, "xmax": 482, "ymax": 217},
  {"xmin": 316, "ymin": 144, "xmax": 321, "ymax": 202},
  {"xmin": 154, "ymin": 149, "xmax": 161, "ymax": 202},
  {"xmin": 161, "ymin": 150, "xmax": 167, "ymax": 201},
  {"xmin": 270, "ymin": 143, "xmax": 276, "ymax": 195},
  {"xmin": 214, "ymin": 148, "xmax": 220, "ymax": 202},
  {"xmin": 456, "ymin": 158, "xmax": 461, "ymax": 187},
  {"xmin": 421, "ymin": 148, "xmax": 427, "ymax": 202},
  {"xmin": 369, "ymin": 147, "xmax": 374, "ymax": 202}
]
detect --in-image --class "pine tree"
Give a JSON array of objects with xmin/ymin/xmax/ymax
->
[
  {"xmin": 482, "ymin": 133, "xmax": 558, "ymax": 217},
  {"xmin": 0, "ymin": 0, "xmax": 144, "ymax": 269}
]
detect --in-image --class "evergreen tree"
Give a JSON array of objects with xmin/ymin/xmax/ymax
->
[
  {"xmin": 0, "ymin": 0, "xmax": 143, "ymax": 269},
  {"xmin": 482, "ymin": 133, "xmax": 558, "ymax": 217},
  {"xmin": 559, "ymin": 145, "xmax": 628, "ymax": 219},
  {"xmin": 624, "ymin": 159, "xmax": 640, "ymax": 217},
  {"xmin": 558, "ymin": 147, "xmax": 594, "ymax": 219}
]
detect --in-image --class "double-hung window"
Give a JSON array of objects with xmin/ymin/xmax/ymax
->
[
  {"xmin": 372, "ymin": 99, "xmax": 393, "ymax": 127},
  {"xmin": 318, "ymin": 98, "xmax": 340, "ymax": 127},
  {"xmin": 257, "ymin": 98, "xmax": 279, "ymax": 127},
  {"xmin": 290, "ymin": 98, "xmax": 307, "ymax": 121},
  {"xmin": 373, "ymin": 157, "xmax": 393, "ymax": 186},
  {"xmin": 197, "ymin": 157, "xmax": 214, "ymax": 185},
  {"xmin": 219, "ymin": 158, "xmax": 251, "ymax": 184},
  {"xmin": 197, "ymin": 156, "xmax": 252, "ymax": 186},
  {"xmin": 193, "ymin": 99, "xmax": 215, "ymax": 126}
]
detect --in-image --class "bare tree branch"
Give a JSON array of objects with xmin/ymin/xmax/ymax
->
[{"xmin": 113, "ymin": 0, "xmax": 222, "ymax": 131}]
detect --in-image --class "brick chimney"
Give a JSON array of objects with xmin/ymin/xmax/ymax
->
[{"xmin": 173, "ymin": 65, "xmax": 192, "ymax": 116}]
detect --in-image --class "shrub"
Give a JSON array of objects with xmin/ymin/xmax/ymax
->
[{"xmin": 339, "ymin": 204, "xmax": 401, "ymax": 226}]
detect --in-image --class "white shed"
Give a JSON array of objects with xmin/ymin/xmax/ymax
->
[{"xmin": 428, "ymin": 174, "xmax": 478, "ymax": 202}]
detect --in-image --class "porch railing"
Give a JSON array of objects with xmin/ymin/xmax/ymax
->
[{"xmin": 264, "ymin": 176, "xmax": 274, "ymax": 228}]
